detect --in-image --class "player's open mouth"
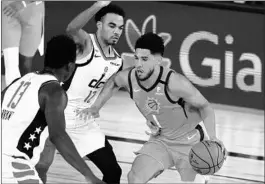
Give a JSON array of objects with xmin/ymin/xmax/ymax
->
[{"xmin": 137, "ymin": 70, "xmax": 144, "ymax": 74}]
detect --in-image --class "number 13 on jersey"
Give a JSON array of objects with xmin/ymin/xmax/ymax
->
[{"xmin": 7, "ymin": 81, "xmax": 31, "ymax": 109}]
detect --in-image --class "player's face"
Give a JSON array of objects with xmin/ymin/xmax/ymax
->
[
  {"xmin": 134, "ymin": 48, "xmax": 160, "ymax": 81},
  {"xmin": 98, "ymin": 13, "xmax": 124, "ymax": 45}
]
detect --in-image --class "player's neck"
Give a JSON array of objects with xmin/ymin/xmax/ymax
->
[
  {"xmin": 96, "ymin": 33, "xmax": 113, "ymax": 56},
  {"xmin": 140, "ymin": 65, "xmax": 161, "ymax": 87},
  {"xmin": 41, "ymin": 68, "xmax": 63, "ymax": 82}
]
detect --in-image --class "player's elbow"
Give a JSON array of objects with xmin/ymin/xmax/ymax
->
[
  {"xmin": 49, "ymin": 130, "xmax": 67, "ymax": 145},
  {"xmin": 199, "ymin": 102, "xmax": 214, "ymax": 116},
  {"xmin": 66, "ymin": 25, "xmax": 78, "ymax": 36}
]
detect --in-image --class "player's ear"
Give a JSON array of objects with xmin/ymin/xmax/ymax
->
[
  {"xmin": 67, "ymin": 62, "xmax": 76, "ymax": 74},
  {"xmin": 154, "ymin": 54, "xmax": 162, "ymax": 64},
  {"xmin": 96, "ymin": 21, "xmax": 102, "ymax": 30}
]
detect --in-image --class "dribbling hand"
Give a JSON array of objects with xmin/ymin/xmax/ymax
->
[{"xmin": 210, "ymin": 137, "xmax": 228, "ymax": 160}]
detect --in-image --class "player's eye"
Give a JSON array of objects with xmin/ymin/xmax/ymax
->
[{"xmin": 109, "ymin": 23, "xmax": 116, "ymax": 28}]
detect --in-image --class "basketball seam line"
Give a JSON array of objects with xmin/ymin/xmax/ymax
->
[
  {"xmin": 191, "ymin": 149, "xmax": 212, "ymax": 174},
  {"xmin": 191, "ymin": 149, "xmax": 211, "ymax": 167},
  {"xmin": 202, "ymin": 141, "xmax": 216, "ymax": 173},
  {"xmin": 190, "ymin": 157, "xmax": 225, "ymax": 169},
  {"xmin": 216, "ymin": 142, "xmax": 221, "ymax": 169}
]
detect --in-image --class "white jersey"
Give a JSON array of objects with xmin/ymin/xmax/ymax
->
[
  {"xmin": 63, "ymin": 33, "xmax": 123, "ymax": 128},
  {"xmin": 2, "ymin": 72, "xmax": 58, "ymax": 165}
]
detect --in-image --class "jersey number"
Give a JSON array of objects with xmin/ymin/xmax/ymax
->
[
  {"xmin": 7, "ymin": 81, "xmax": 31, "ymax": 109},
  {"xmin": 84, "ymin": 91, "xmax": 97, "ymax": 103}
]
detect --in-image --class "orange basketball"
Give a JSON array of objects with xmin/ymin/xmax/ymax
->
[{"xmin": 189, "ymin": 140, "xmax": 226, "ymax": 175}]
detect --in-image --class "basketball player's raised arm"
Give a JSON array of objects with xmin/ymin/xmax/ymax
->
[
  {"xmin": 39, "ymin": 83, "xmax": 103, "ymax": 183},
  {"xmin": 66, "ymin": 1, "xmax": 110, "ymax": 41},
  {"xmin": 93, "ymin": 68, "xmax": 130, "ymax": 111},
  {"xmin": 168, "ymin": 73, "xmax": 217, "ymax": 140}
]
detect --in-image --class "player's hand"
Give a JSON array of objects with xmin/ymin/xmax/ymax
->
[
  {"xmin": 210, "ymin": 137, "xmax": 228, "ymax": 160},
  {"xmin": 3, "ymin": 1, "xmax": 25, "ymax": 17},
  {"xmin": 95, "ymin": 1, "xmax": 111, "ymax": 8},
  {"xmin": 76, "ymin": 107, "xmax": 100, "ymax": 121},
  {"xmin": 3, "ymin": 5, "xmax": 17, "ymax": 17}
]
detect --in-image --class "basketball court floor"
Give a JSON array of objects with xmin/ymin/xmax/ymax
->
[{"xmin": 47, "ymin": 91, "xmax": 264, "ymax": 183}]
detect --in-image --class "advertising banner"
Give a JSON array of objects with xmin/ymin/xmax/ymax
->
[{"xmin": 7, "ymin": 1, "xmax": 262, "ymax": 109}]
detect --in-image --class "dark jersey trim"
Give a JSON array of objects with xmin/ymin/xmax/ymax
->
[
  {"xmin": 164, "ymin": 70, "xmax": 188, "ymax": 118},
  {"xmin": 62, "ymin": 48, "xmax": 94, "ymax": 91},
  {"xmin": 16, "ymin": 109, "xmax": 47, "ymax": 159},
  {"xmin": 136, "ymin": 66, "xmax": 163, "ymax": 92},
  {"xmin": 93, "ymin": 34, "xmax": 117, "ymax": 60},
  {"xmin": 128, "ymin": 68, "xmax": 134, "ymax": 99},
  {"xmin": 164, "ymin": 71, "xmax": 178, "ymax": 104}
]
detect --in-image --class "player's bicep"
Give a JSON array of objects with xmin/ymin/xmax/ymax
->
[
  {"xmin": 39, "ymin": 83, "xmax": 67, "ymax": 137},
  {"xmin": 66, "ymin": 29, "xmax": 93, "ymax": 53},
  {"xmin": 169, "ymin": 73, "xmax": 209, "ymax": 108}
]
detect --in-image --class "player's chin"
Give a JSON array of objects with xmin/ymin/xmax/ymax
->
[
  {"xmin": 137, "ymin": 73, "xmax": 147, "ymax": 81},
  {"xmin": 111, "ymin": 38, "xmax": 119, "ymax": 45},
  {"xmin": 109, "ymin": 39, "xmax": 118, "ymax": 45}
]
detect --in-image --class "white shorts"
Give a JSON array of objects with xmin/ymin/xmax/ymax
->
[
  {"xmin": 2, "ymin": 154, "xmax": 43, "ymax": 184},
  {"xmin": 65, "ymin": 119, "xmax": 106, "ymax": 157}
]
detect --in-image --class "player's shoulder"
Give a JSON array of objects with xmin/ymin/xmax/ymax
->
[
  {"xmin": 118, "ymin": 66, "xmax": 134, "ymax": 77},
  {"xmin": 167, "ymin": 69, "xmax": 188, "ymax": 82},
  {"xmin": 114, "ymin": 67, "xmax": 134, "ymax": 86},
  {"xmin": 39, "ymin": 81, "xmax": 67, "ymax": 108},
  {"xmin": 166, "ymin": 69, "xmax": 194, "ymax": 91}
]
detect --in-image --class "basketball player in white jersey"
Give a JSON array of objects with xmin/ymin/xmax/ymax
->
[
  {"xmin": 2, "ymin": 1, "xmax": 44, "ymax": 88},
  {"xmin": 35, "ymin": 2, "xmax": 124, "ymax": 183},
  {"xmin": 79, "ymin": 33, "xmax": 227, "ymax": 183},
  {"xmin": 1, "ymin": 35, "xmax": 105, "ymax": 184}
]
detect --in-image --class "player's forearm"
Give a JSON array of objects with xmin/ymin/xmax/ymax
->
[
  {"xmin": 49, "ymin": 132, "xmax": 97, "ymax": 181},
  {"xmin": 35, "ymin": 167, "xmax": 48, "ymax": 184},
  {"xmin": 94, "ymin": 79, "xmax": 119, "ymax": 110},
  {"xmin": 66, "ymin": 2, "xmax": 103, "ymax": 33},
  {"xmin": 199, "ymin": 105, "xmax": 216, "ymax": 139}
]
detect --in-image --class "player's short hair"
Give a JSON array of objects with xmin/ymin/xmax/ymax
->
[
  {"xmin": 95, "ymin": 4, "xmax": 125, "ymax": 22},
  {"xmin": 135, "ymin": 32, "xmax": 164, "ymax": 56},
  {"xmin": 44, "ymin": 35, "xmax": 77, "ymax": 69}
]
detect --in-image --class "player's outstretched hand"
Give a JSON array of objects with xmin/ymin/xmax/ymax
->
[
  {"xmin": 210, "ymin": 137, "xmax": 228, "ymax": 160},
  {"xmin": 95, "ymin": 1, "xmax": 111, "ymax": 8},
  {"xmin": 76, "ymin": 106, "xmax": 100, "ymax": 121}
]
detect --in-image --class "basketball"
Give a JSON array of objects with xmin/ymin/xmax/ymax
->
[{"xmin": 189, "ymin": 140, "xmax": 226, "ymax": 175}]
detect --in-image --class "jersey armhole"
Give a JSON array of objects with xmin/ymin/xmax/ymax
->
[
  {"xmin": 164, "ymin": 71, "xmax": 179, "ymax": 104},
  {"xmin": 128, "ymin": 68, "xmax": 134, "ymax": 99},
  {"xmin": 165, "ymin": 71, "xmax": 188, "ymax": 118},
  {"xmin": 118, "ymin": 61, "xmax": 123, "ymax": 72}
]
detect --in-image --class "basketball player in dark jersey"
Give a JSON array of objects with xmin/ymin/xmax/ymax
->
[{"xmin": 79, "ymin": 33, "xmax": 227, "ymax": 183}]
